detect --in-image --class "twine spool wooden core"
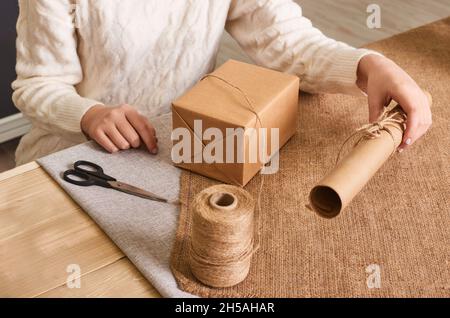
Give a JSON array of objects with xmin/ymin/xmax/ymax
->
[{"xmin": 209, "ymin": 192, "xmax": 238, "ymax": 210}]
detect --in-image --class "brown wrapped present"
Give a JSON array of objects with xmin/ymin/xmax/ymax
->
[{"xmin": 171, "ymin": 60, "xmax": 299, "ymax": 186}]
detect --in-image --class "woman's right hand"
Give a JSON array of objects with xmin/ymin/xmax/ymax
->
[{"xmin": 81, "ymin": 104, "xmax": 158, "ymax": 154}]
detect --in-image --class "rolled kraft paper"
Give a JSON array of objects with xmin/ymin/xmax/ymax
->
[
  {"xmin": 309, "ymin": 92, "xmax": 432, "ymax": 218},
  {"xmin": 189, "ymin": 184, "xmax": 256, "ymax": 288}
]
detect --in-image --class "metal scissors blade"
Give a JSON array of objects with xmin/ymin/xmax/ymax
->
[{"xmin": 108, "ymin": 180, "xmax": 168, "ymax": 203}]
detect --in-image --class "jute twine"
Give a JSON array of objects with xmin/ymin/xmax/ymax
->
[
  {"xmin": 182, "ymin": 74, "xmax": 275, "ymax": 287},
  {"xmin": 172, "ymin": 74, "xmax": 265, "ymax": 186},
  {"xmin": 336, "ymin": 90, "xmax": 432, "ymax": 165},
  {"xmin": 200, "ymin": 74, "xmax": 263, "ymax": 130},
  {"xmin": 189, "ymin": 184, "xmax": 256, "ymax": 287},
  {"xmin": 335, "ymin": 104, "xmax": 406, "ymax": 164}
]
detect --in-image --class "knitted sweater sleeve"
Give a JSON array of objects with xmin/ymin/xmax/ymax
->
[
  {"xmin": 12, "ymin": 0, "xmax": 101, "ymax": 137},
  {"xmin": 226, "ymin": 0, "xmax": 378, "ymax": 95}
]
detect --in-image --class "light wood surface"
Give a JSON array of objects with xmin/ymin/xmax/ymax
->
[
  {"xmin": 0, "ymin": 163, "xmax": 160, "ymax": 298},
  {"xmin": 39, "ymin": 258, "xmax": 158, "ymax": 298}
]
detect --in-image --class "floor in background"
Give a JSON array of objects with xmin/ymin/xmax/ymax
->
[
  {"xmin": 1, "ymin": 0, "xmax": 450, "ymax": 173},
  {"xmin": 298, "ymin": 0, "xmax": 450, "ymax": 47},
  {"xmin": 217, "ymin": 0, "xmax": 450, "ymax": 64}
]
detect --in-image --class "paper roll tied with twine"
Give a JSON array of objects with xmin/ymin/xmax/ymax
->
[
  {"xmin": 309, "ymin": 92, "xmax": 432, "ymax": 218},
  {"xmin": 189, "ymin": 184, "xmax": 256, "ymax": 287}
]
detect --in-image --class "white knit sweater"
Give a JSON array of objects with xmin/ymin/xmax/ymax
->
[{"xmin": 13, "ymin": 0, "xmax": 374, "ymax": 165}]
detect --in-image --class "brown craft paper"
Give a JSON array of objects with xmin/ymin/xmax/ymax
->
[
  {"xmin": 310, "ymin": 93, "xmax": 432, "ymax": 218},
  {"xmin": 172, "ymin": 59, "xmax": 299, "ymax": 186}
]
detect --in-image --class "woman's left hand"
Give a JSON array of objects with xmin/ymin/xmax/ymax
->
[{"xmin": 356, "ymin": 54, "xmax": 432, "ymax": 152}]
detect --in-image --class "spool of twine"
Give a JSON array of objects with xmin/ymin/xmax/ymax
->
[{"xmin": 189, "ymin": 184, "xmax": 256, "ymax": 288}]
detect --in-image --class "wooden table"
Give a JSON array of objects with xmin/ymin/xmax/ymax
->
[{"xmin": 0, "ymin": 162, "xmax": 160, "ymax": 297}]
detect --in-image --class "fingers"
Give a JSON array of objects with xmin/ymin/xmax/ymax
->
[
  {"xmin": 398, "ymin": 110, "xmax": 420, "ymax": 152},
  {"xmin": 393, "ymin": 89, "xmax": 432, "ymax": 152},
  {"xmin": 125, "ymin": 109, "xmax": 158, "ymax": 154},
  {"xmin": 367, "ymin": 85, "xmax": 431, "ymax": 153},
  {"xmin": 361, "ymin": 54, "xmax": 432, "ymax": 153},
  {"xmin": 105, "ymin": 126, "xmax": 130, "ymax": 150},
  {"xmin": 83, "ymin": 104, "xmax": 158, "ymax": 154},
  {"xmin": 116, "ymin": 120, "xmax": 141, "ymax": 148},
  {"xmin": 398, "ymin": 108, "xmax": 432, "ymax": 152},
  {"xmin": 95, "ymin": 131, "xmax": 119, "ymax": 153}
]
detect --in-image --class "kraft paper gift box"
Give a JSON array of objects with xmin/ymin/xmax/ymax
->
[{"xmin": 171, "ymin": 59, "xmax": 299, "ymax": 186}]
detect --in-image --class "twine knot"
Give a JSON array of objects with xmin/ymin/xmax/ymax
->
[{"xmin": 336, "ymin": 105, "xmax": 406, "ymax": 165}]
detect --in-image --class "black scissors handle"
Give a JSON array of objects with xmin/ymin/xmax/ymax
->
[
  {"xmin": 73, "ymin": 161, "xmax": 116, "ymax": 181},
  {"xmin": 63, "ymin": 161, "xmax": 116, "ymax": 188}
]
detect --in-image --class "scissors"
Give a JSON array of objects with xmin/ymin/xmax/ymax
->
[{"xmin": 63, "ymin": 160, "xmax": 168, "ymax": 203}]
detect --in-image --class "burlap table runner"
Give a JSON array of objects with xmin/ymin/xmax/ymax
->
[{"xmin": 171, "ymin": 18, "xmax": 450, "ymax": 297}]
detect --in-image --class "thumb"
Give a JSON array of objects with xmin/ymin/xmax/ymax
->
[{"xmin": 367, "ymin": 92, "xmax": 386, "ymax": 123}]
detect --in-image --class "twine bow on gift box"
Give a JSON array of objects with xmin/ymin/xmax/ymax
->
[{"xmin": 335, "ymin": 105, "xmax": 407, "ymax": 165}]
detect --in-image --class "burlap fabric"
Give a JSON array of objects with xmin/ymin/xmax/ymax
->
[{"xmin": 171, "ymin": 18, "xmax": 450, "ymax": 297}]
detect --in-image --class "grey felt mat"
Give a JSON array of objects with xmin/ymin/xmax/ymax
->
[{"xmin": 37, "ymin": 114, "xmax": 194, "ymax": 298}]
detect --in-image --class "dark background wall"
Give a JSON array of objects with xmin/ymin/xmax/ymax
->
[{"xmin": 0, "ymin": 1, "xmax": 19, "ymax": 118}]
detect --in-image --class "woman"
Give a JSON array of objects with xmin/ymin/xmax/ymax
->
[{"xmin": 12, "ymin": 0, "xmax": 431, "ymax": 165}]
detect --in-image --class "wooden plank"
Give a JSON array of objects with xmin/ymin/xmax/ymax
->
[
  {"xmin": 38, "ymin": 258, "xmax": 160, "ymax": 298},
  {"xmin": 0, "ymin": 161, "xmax": 39, "ymax": 182},
  {"xmin": 0, "ymin": 167, "xmax": 124, "ymax": 297}
]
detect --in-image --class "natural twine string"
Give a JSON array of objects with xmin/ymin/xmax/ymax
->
[
  {"xmin": 172, "ymin": 74, "xmax": 266, "ymax": 185},
  {"xmin": 185, "ymin": 74, "xmax": 270, "ymax": 287},
  {"xmin": 335, "ymin": 105, "xmax": 406, "ymax": 165},
  {"xmin": 189, "ymin": 184, "xmax": 256, "ymax": 288},
  {"xmin": 201, "ymin": 74, "xmax": 263, "ymax": 130},
  {"xmin": 200, "ymin": 74, "xmax": 266, "ymax": 251}
]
